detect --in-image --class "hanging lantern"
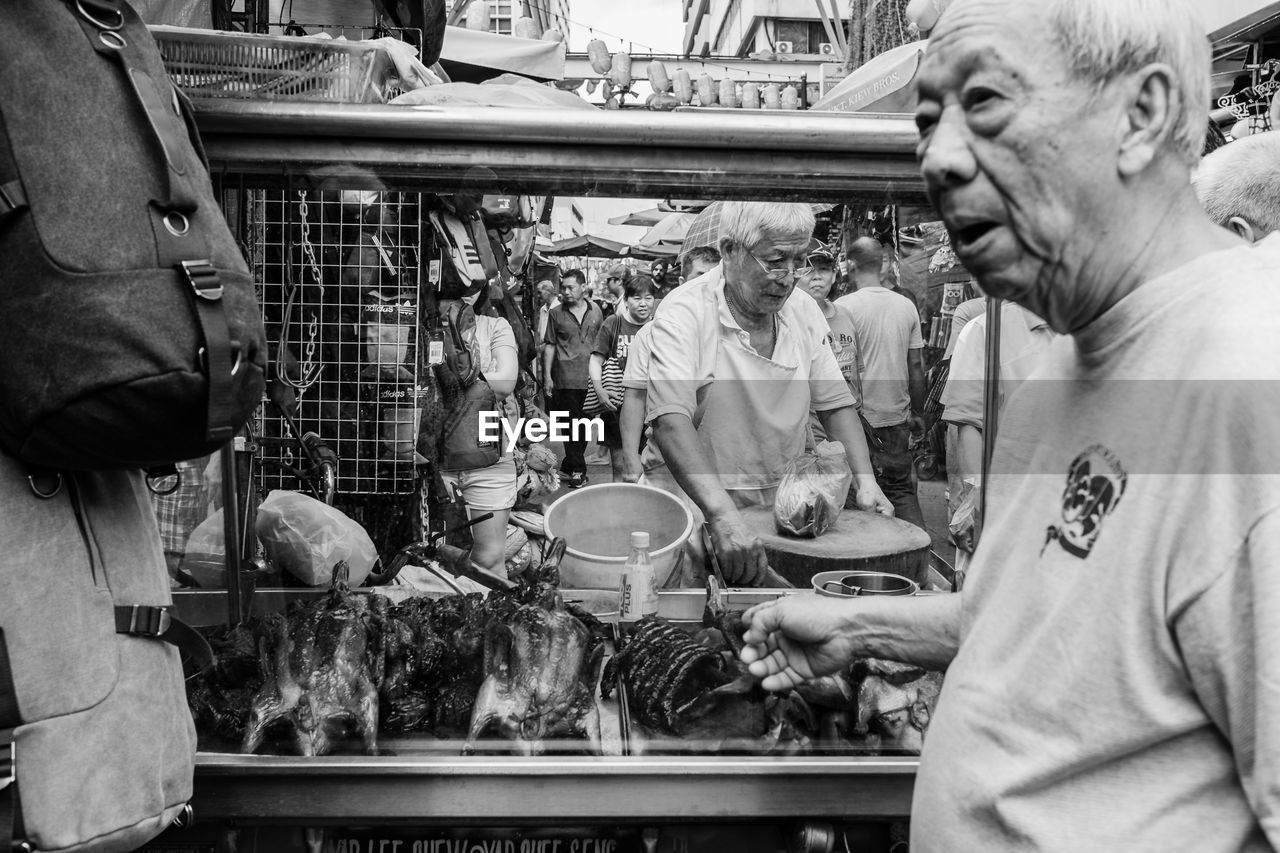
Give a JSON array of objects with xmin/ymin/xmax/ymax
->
[
  {"xmin": 674, "ymin": 69, "xmax": 693, "ymax": 104},
  {"xmin": 648, "ymin": 60, "xmax": 671, "ymax": 94},
  {"xmin": 763, "ymin": 83, "xmax": 781, "ymax": 109},
  {"xmin": 696, "ymin": 73, "xmax": 716, "ymax": 107},
  {"xmin": 541, "ymin": 28, "xmax": 564, "ymax": 42},
  {"xmin": 609, "ymin": 52, "xmax": 633, "ymax": 89},
  {"xmin": 513, "ymin": 16, "xmax": 541, "ymax": 39},
  {"xmin": 741, "ymin": 81, "xmax": 760, "ymax": 109},
  {"xmin": 718, "ymin": 78, "xmax": 738, "ymax": 108},
  {"xmin": 781, "ymin": 84, "xmax": 800, "ymax": 110},
  {"xmin": 465, "ymin": 1, "xmax": 490, "ymax": 31},
  {"xmin": 587, "ymin": 39, "xmax": 612, "ymax": 75}
]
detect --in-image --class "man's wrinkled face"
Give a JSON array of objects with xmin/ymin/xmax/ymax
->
[
  {"xmin": 914, "ymin": 0, "xmax": 1120, "ymax": 332},
  {"xmin": 559, "ymin": 277, "xmax": 583, "ymax": 304},
  {"xmin": 723, "ymin": 230, "xmax": 813, "ymax": 316}
]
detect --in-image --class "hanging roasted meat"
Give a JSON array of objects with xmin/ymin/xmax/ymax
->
[
  {"xmin": 463, "ymin": 593, "xmax": 604, "ymax": 755},
  {"xmin": 462, "ymin": 539, "xmax": 605, "ymax": 754},
  {"xmin": 242, "ymin": 562, "xmax": 386, "ymax": 756},
  {"xmin": 186, "ymin": 622, "xmax": 263, "ymax": 747}
]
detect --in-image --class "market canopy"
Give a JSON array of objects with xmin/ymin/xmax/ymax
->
[
  {"xmin": 811, "ymin": 40, "xmax": 928, "ymax": 114},
  {"xmin": 625, "ymin": 242, "xmax": 680, "ymax": 261},
  {"xmin": 636, "ymin": 212, "xmax": 697, "ymax": 247},
  {"xmin": 543, "ymin": 234, "xmax": 629, "ymax": 259},
  {"xmin": 438, "ymin": 26, "xmax": 566, "ymax": 84}
]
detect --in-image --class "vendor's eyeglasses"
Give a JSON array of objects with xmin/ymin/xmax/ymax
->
[{"xmin": 745, "ymin": 247, "xmax": 815, "ymax": 280}]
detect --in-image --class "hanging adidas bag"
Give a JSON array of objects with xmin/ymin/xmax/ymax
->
[
  {"xmin": 0, "ymin": 0, "xmax": 266, "ymax": 471},
  {"xmin": 430, "ymin": 302, "xmax": 501, "ymax": 471}
]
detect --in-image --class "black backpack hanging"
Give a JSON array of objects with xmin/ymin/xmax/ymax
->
[{"xmin": 0, "ymin": 0, "xmax": 266, "ymax": 471}]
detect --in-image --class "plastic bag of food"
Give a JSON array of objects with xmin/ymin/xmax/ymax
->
[
  {"xmin": 773, "ymin": 441, "xmax": 853, "ymax": 538},
  {"xmin": 254, "ymin": 490, "xmax": 377, "ymax": 587},
  {"xmin": 949, "ymin": 477, "xmax": 982, "ymax": 554},
  {"xmin": 181, "ymin": 509, "xmax": 228, "ymax": 588}
]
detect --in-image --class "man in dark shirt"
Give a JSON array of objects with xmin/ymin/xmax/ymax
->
[{"xmin": 542, "ymin": 268, "xmax": 603, "ymax": 487}]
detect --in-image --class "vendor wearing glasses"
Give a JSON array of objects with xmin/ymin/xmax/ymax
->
[{"xmin": 643, "ymin": 202, "xmax": 892, "ymax": 585}]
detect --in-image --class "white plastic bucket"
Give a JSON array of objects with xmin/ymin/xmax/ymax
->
[{"xmin": 543, "ymin": 482, "xmax": 695, "ymax": 589}]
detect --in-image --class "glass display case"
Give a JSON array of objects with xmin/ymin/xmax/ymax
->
[{"xmin": 162, "ymin": 98, "xmax": 937, "ymax": 844}]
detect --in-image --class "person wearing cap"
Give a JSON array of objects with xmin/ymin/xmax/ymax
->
[
  {"xmin": 599, "ymin": 263, "xmax": 630, "ymax": 317},
  {"xmin": 803, "ymin": 244, "xmax": 863, "ymax": 427},
  {"xmin": 644, "ymin": 201, "xmax": 892, "ymax": 584}
]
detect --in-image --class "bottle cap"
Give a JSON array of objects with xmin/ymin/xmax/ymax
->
[{"xmin": 630, "ymin": 531, "xmax": 650, "ymax": 549}]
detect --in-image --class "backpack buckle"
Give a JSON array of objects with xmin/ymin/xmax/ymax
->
[
  {"xmin": 180, "ymin": 259, "xmax": 223, "ymax": 301},
  {"xmin": 116, "ymin": 605, "xmax": 172, "ymax": 639}
]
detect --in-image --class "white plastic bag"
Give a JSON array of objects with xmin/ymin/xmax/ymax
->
[
  {"xmin": 181, "ymin": 508, "xmax": 227, "ymax": 588},
  {"xmin": 773, "ymin": 441, "xmax": 853, "ymax": 538},
  {"xmin": 254, "ymin": 490, "xmax": 377, "ymax": 587}
]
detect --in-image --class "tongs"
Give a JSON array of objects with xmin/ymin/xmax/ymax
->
[{"xmin": 702, "ymin": 524, "xmax": 794, "ymax": 589}]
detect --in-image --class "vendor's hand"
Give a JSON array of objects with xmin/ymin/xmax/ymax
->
[
  {"xmin": 739, "ymin": 596, "xmax": 859, "ymax": 691},
  {"xmin": 707, "ymin": 512, "xmax": 768, "ymax": 586},
  {"xmin": 853, "ymin": 476, "xmax": 894, "ymax": 517}
]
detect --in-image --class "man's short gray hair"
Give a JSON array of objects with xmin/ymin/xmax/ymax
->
[
  {"xmin": 717, "ymin": 202, "xmax": 815, "ymax": 252},
  {"xmin": 1047, "ymin": 0, "xmax": 1209, "ymax": 163},
  {"xmin": 1193, "ymin": 132, "xmax": 1280, "ymax": 234}
]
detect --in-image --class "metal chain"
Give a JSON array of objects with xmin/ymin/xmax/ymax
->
[{"xmin": 277, "ymin": 190, "xmax": 323, "ymax": 392}]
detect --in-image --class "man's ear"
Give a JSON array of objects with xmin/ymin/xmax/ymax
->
[
  {"xmin": 1117, "ymin": 63, "xmax": 1179, "ymax": 177},
  {"xmin": 1227, "ymin": 216, "xmax": 1258, "ymax": 243}
]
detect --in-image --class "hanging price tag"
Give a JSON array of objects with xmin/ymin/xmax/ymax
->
[{"xmin": 428, "ymin": 329, "xmax": 445, "ymax": 365}]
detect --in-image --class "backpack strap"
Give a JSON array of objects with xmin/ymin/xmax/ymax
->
[
  {"xmin": 114, "ymin": 606, "xmax": 214, "ymax": 675},
  {"xmin": 0, "ymin": 631, "xmax": 25, "ymax": 852},
  {"xmin": 63, "ymin": 0, "xmax": 238, "ymax": 446}
]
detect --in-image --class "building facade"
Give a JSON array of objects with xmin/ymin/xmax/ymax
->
[
  {"xmin": 446, "ymin": 0, "xmax": 571, "ymax": 36},
  {"xmin": 683, "ymin": 0, "xmax": 848, "ymax": 59}
]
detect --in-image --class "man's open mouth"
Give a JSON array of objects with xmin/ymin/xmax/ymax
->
[{"xmin": 955, "ymin": 221, "xmax": 999, "ymax": 247}]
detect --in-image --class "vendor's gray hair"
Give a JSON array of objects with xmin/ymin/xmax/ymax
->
[
  {"xmin": 718, "ymin": 202, "xmax": 815, "ymax": 252},
  {"xmin": 1048, "ymin": 0, "xmax": 1209, "ymax": 163},
  {"xmin": 1194, "ymin": 131, "xmax": 1280, "ymax": 234}
]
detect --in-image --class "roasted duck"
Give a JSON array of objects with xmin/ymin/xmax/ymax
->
[
  {"xmin": 848, "ymin": 658, "xmax": 943, "ymax": 755},
  {"xmin": 242, "ymin": 562, "xmax": 385, "ymax": 756},
  {"xmin": 463, "ymin": 594, "xmax": 604, "ymax": 755}
]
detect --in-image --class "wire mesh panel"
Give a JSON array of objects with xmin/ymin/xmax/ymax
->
[{"xmin": 249, "ymin": 188, "xmax": 427, "ymax": 495}]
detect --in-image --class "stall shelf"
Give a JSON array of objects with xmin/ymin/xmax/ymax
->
[{"xmin": 180, "ymin": 98, "xmax": 928, "ymax": 830}]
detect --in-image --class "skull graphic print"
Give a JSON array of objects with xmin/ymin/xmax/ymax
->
[{"xmin": 1043, "ymin": 445, "xmax": 1128, "ymax": 559}]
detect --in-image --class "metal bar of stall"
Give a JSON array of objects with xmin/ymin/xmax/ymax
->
[
  {"xmin": 190, "ymin": 100, "xmax": 922, "ymax": 154},
  {"xmin": 978, "ymin": 297, "xmax": 1002, "ymax": 542},
  {"xmin": 219, "ymin": 440, "xmax": 243, "ymax": 625}
]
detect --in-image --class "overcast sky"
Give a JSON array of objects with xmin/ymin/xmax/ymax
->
[{"xmin": 567, "ymin": 0, "xmax": 685, "ymax": 54}]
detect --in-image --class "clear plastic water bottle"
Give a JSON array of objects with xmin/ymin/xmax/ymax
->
[{"xmin": 618, "ymin": 531, "xmax": 658, "ymax": 626}]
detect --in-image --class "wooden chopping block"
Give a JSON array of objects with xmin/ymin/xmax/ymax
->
[{"xmin": 738, "ymin": 506, "xmax": 932, "ymax": 588}]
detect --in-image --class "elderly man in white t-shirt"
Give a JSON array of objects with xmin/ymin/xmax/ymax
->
[{"xmin": 643, "ymin": 202, "xmax": 892, "ymax": 585}]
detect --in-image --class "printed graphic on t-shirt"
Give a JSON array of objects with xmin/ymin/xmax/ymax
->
[
  {"xmin": 1043, "ymin": 444, "xmax": 1128, "ymax": 559},
  {"xmin": 615, "ymin": 333, "xmax": 634, "ymax": 360}
]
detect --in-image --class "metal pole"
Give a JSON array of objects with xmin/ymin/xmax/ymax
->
[
  {"xmin": 220, "ymin": 440, "xmax": 243, "ymax": 625},
  {"xmin": 978, "ymin": 297, "xmax": 1002, "ymax": 539}
]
